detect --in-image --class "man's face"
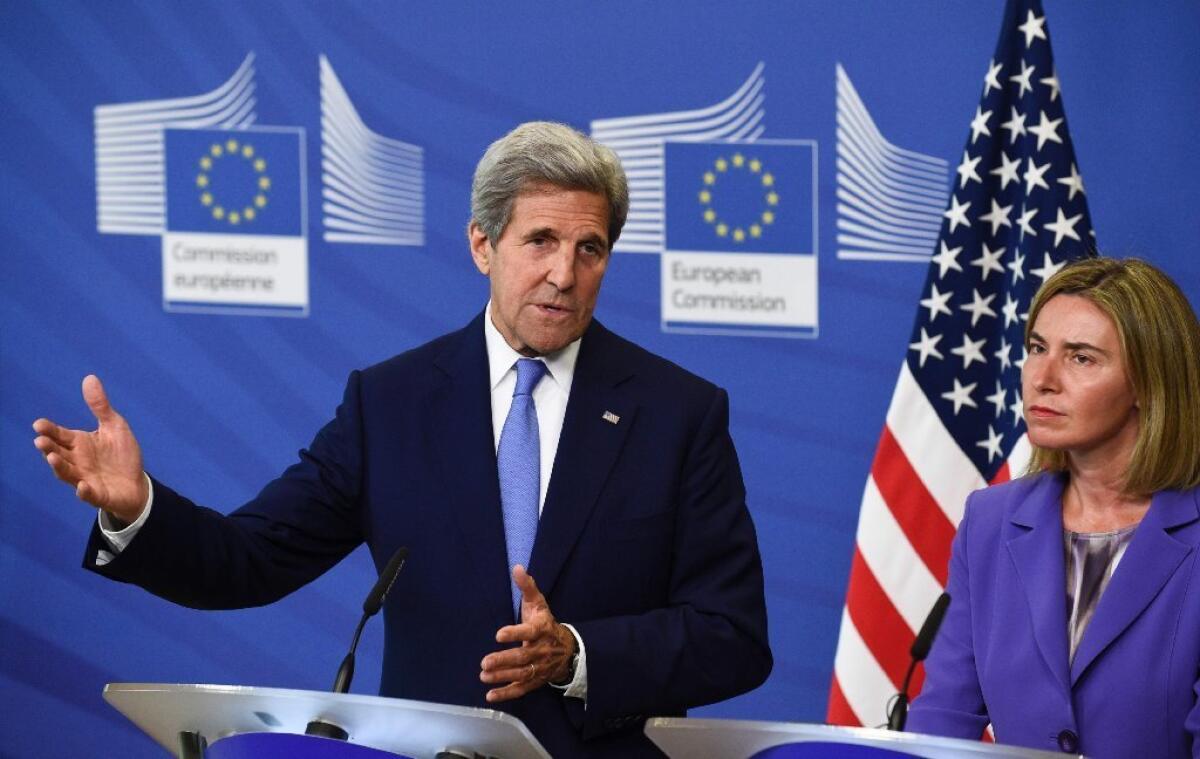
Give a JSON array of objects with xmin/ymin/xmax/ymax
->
[{"xmin": 469, "ymin": 184, "xmax": 611, "ymax": 356}]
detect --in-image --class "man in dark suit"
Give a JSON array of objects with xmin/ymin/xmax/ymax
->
[{"xmin": 33, "ymin": 122, "xmax": 772, "ymax": 757}]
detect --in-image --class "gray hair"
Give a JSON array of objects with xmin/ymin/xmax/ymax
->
[{"xmin": 470, "ymin": 121, "xmax": 629, "ymax": 248}]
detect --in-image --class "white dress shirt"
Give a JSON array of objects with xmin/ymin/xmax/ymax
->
[{"xmin": 99, "ymin": 302, "xmax": 589, "ymax": 698}]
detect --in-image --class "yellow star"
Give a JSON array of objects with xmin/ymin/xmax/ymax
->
[
  {"xmin": 732, "ymin": 153, "xmax": 745, "ymax": 168},
  {"xmin": 732, "ymin": 228, "xmax": 745, "ymax": 242},
  {"xmin": 229, "ymin": 211, "xmax": 241, "ymax": 225},
  {"xmin": 254, "ymin": 158, "xmax": 266, "ymax": 172},
  {"xmin": 716, "ymin": 223, "xmax": 728, "ymax": 237},
  {"xmin": 750, "ymin": 224, "xmax": 762, "ymax": 238},
  {"xmin": 703, "ymin": 171, "xmax": 715, "ymax": 185},
  {"xmin": 749, "ymin": 159, "xmax": 762, "ymax": 173},
  {"xmin": 762, "ymin": 210, "xmax": 775, "ymax": 224},
  {"xmin": 762, "ymin": 173, "xmax": 774, "ymax": 187},
  {"xmin": 715, "ymin": 158, "xmax": 728, "ymax": 172},
  {"xmin": 226, "ymin": 138, "xmax": 239, "ymax": 153},
  {"xmin": 703, "ymin": 208, "xmax": 716, "ymax": 223},
  {"xmin": 199, "ymin": 156, "xmax": 212, "ymax": 170},
  {"xmin": 212, "ymin": 206, "xmax": 225, "ymax": 220},
  {"xmin": 766, "ymin": 191, "xmax": 779, "ymax": 206},
  {"xmin": 196, "ymin": 174, "xmax": 208, "ymax": 188},
  {"xmin": 258, "ymin": 176, "xmax": 271, "ymax": 190},
  {"xmin": 255, "ymin": 194, "xmax": 268, "ymax": 208},
  {"xmin": 200, "ymin": 192, "xmax": 213, "ymax": 206},
  {"xmin": 211, "ymin": 144, "xmax": 223, "ymax": 157},
  {"xmin": 698, "ymin": 190, "xmax": 711, "ymax": 204},
  {"xmin": 242, "ymin": 145, "xmax": 254, "ymax": 158},
  {"xmin": 243, "ymin": 207, "xmax": 256, "ymax": 221}
]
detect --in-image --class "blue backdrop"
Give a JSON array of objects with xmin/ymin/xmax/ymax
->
[{"xmin": 2, "ymin": 2, "xmax": 1197, "ymax": 756}]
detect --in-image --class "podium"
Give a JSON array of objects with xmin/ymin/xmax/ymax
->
[
  {"xmin": 103, "ymin": 683, "xmax": 551, "ymax": 759},
  {"xmin": 645, "ymin": 718, "xmax": 1081, "ymax": 758}
]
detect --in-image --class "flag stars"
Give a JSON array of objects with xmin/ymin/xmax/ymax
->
[
  {"xmin": 1016, "ymin": 207, "xmax": 1038, "ymax": 242},
  {"xmin": 920, "ymin": 283, "xmax": 954, "ymax": 322},
  {"xmin": 1002, "ymin": 293, "xmax": 1021, "ymax": 327},
  {"xmin": 957, "ymin": 150, "xmax": 983, "ymax": 188},
  {"xmin": 1008, "ymin": 248, "xmax": 1027, "ymax": 282},
  {"xmin": 1009, "ymin": 60, "xmax": 1036, "ymax": 97},
  {"xmin": 1015, "ymin": 345, "xmax": 1030, "ymax": 371},
  {"xmin": 994, "ymin": 337, "xmax": 1013, "ymax": 371},
  {"xmin": 979, "ymin": 198, "xmax": 1013, "ymax": 236},
  {"xmin": 1044, "ymin": 208, "xmax": 1084, "ymax": 247},
  {"xmin": 971, "ymin": 242, "xmax": 1005, "ymax": 282},
  {"xmin": 976, "ymin": 424, "xmax": 1005, "ymax": 462},
  {"xmin": 942, "ymin": 378, "xmax": 979, "ymax": 415},
  {"xmin": 983, "ymin": 60, "xmax": 1004, "ymax": 96},
  {"xmin": 1010, "ymin": 390, "xmax": 1025, "ymax": 424},
  {"xmin": 960, "ymin": 288, "xmax": 998, "ymax": 326},
  {"xmin": 944, "ymin": 195, "xmax": 972, "ymax": 233},
  {"xmin": 986, "ymin": 381, "xmax": 1008, "ymax": 418},
  {"xmin": 1018, "ymin": 10, "xmax": 1048, "ymax": 47},
  {"xmin": 951, "ymin": 332, "xmax": 988, "ymax": 369},
  {"xmin": 909, "ymin": 328, "xmax": 944, "ymax": 367},
  {"xmin": 1023, "ymin": 158, "xmax": 1051, "ymax": 194},
  {"xmin": 1040, "ymin": 69, "xmax": 1061, "ymax": 102},
  {"xmin": 1028, "ymin": 110, "xmax": 1064, "ymax": 150},
  {"xmin": 1058, "ymin": 163, "xmax": 1086, "ymax": 200},
  {"xmin": 1000, "ymin": 107, "xmax": 1027, "ymax": 143},
  {"xmin": 970, "ymin": 106, "xmax": 994, "ymax": 144},
  {"xmin": 932, "ymin": 241, "xmax": 964, "ymax": 279},
  {"xmin": 990, "ymin": 150, "xmax": 1021, "ymax": 190}
]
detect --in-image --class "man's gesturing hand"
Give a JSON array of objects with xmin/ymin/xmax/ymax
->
[
  {"xmin": 480, "ymin": 565, "xmax": 577, "ymax": 703},
  {"xmin": 32, "ymin": 374, "xmax": 149, "ymax": 524}
]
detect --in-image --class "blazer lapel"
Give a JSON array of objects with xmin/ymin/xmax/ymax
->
[
  {"xmin": 1005, "ymin": 473, "xmax": 1072, "ymax": 694},
  {"xmin": 428, "ymin": 312, "xmax": 512, "ymax": 628},
  {"xmin": 528, "ymin": 320, "xmax": 637, "ymax": 599},
  {"xmin": 1069, "ymin": 488, "xmax": 1198, "ymax": 685}
]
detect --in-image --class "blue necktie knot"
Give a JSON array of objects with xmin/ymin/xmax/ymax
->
[{"xmin": 513, "ymin": 358, "xmax": 547, "ymax": 397}]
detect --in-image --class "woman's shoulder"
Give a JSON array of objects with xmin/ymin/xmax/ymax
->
[{"xmin": 963, "ymin": 471, "xmax": 1064, "ymax": 528}]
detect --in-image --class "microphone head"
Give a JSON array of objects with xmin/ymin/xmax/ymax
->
[
  {"xmin": 910, "ymin": 592, "xmax": 951, "ymax": 661},
  {"xmin": 363, "ymin": 546, "xmax": 409, "ymax": 616}
]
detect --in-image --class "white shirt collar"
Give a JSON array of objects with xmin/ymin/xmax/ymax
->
[{"xmin": 484, "ymin": 301, "xmax": 581, "ymax": 394}]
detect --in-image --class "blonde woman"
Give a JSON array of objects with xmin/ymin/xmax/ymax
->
[{"xmin": 909, "ymin": 258, "xmax": 1200, "ymax": 757}]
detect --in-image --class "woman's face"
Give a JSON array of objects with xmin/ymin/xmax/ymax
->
[{"xmin": 1022, "ymin": 294, "xmax": 1139, "ymax": 461}]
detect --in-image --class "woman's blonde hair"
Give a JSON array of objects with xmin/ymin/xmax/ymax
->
[{"xmin": 1025, "ymin": 257, "xmax": 1200, "ymax": 495}]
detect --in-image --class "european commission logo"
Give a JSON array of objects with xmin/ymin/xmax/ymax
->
[
  {"xmin": 163, "ymin": 127, "xmax": 307, "ymax": 315},
  {"xmin": 592, "ymin": 65, "xmax": 819, "ymax": 338},
  {"xmin": 93, "ymin": 53, "xmax": 425, "ymax": 317}
]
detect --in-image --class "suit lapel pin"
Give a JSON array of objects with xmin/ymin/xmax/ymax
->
[{"xmin": 602, "ymin": 410, "xmax": 620, "ymax": 425}]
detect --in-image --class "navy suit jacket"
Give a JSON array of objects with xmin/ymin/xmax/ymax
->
[
  {"xmin": 908, "ymin": 472, "xmax": 1200, "ymax": 758},
  {"xmin": 86, "ymin": 313, "xmax": 772, "ymax": 757}
]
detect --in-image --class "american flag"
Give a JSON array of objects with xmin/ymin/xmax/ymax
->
[{"xmin": 828, "ymin": 0, "xmax": 1096, "ymax": 728}]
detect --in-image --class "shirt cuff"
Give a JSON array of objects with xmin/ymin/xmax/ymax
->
[
  {"xmin": 95, "ymin": 473, "xmax": 154, "ymax": 565},
  {"xmin": 548, "ymin": 622, "xmax": 587, "ymax": 701}
]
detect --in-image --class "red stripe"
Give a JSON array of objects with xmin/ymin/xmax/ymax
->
[
  {"xmin": 845, "ymin": 549, "xmax": 914, "ymax": 692},
  {"xmin": 871, "ymin": 426, "xmax": 956, "ymax": 585},
  {"xmin": 826, "ymin": 676, "xmax": 860, "ymax": 726},
  {"xmin": 990, "ymin": 461, "xmax": 1011, "ymax": 485}
]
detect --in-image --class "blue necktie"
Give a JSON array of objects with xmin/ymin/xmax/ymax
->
[{"xmin": 498, "ymin": 358, "xmax": 547, "ymax": 620}]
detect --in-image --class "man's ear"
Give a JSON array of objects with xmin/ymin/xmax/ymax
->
[{"xmin": 468, "ymin": 221, "xmax": 492, "ymax": 275}]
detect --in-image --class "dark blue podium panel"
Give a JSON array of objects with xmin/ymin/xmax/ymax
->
[
  {"xmin": 753, "ymin": 743, "xmax": 917, "ymax": 759},
  {"xmin": 208, "ymin": 733, "xmax": 412, "ymax": 759}
]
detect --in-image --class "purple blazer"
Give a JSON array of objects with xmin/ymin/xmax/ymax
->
[{"xmin": 908, "ymin": 472, "xmax": 1200, "ymax": 757}]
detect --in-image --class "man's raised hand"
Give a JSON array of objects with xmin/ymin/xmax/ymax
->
[{"xmin": 32, "ymin": 375, "xmax": 148, "ymax": 524}]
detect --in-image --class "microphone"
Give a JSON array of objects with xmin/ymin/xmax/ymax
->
[
  {"xmin": 306, "ymin": 546, "xmax": 409, "ymax": 741},
  {"xmin": 887, "ymin": 592, "xmax": 950, "ymax": 732}
]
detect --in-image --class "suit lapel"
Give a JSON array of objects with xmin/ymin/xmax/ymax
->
[
  {"xmin": 529, "ymin": 320, "xmax": 637, "ymax": 599},
  {"xmin": 1069, "ymin": 488, "xmax": 1198, "ymax": 685},
  {"xmin": 428, "ymin": 312, "xmax": 512, "ymax": 628},
  {"xmin": 1005, "ymin": 473, "xmax": 1072, "ymax": 694}
]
